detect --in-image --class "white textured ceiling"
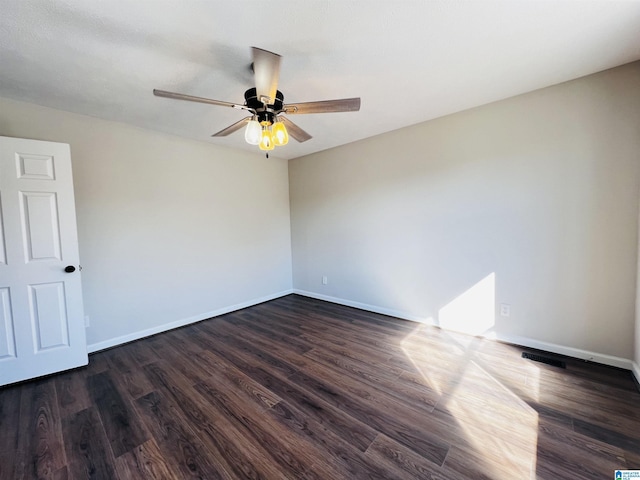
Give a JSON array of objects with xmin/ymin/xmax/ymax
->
[{"xmin": 1, "ymin": 1, "xmax": 639, "ymax": 160}]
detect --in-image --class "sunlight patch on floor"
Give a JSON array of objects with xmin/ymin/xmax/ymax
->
[
  {"xmin": 442, "ymin": 361, "xmax": 539, "ymax": 477},
  {"xmin": 399, "ymin": 322, "xmax": 451, "ymax": 394},
  {"xmin": 400, "ymin": 325, "xmax": 465, "ymax": 395},
  {"xmin": 525, "ymin": 363, "xmax": 541, "ymax": 402},
  {"xmin": 399, "ymin": 273, "xmax": 496, "ymax": 394},
  {"xmin": 396, "ymin": 272, "xmax": 540, "ymax": 477}
]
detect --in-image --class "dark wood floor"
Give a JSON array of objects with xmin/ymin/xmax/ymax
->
[{"xmin": 1, "ymin": 295, "xmax": 639, "ymax": 479}]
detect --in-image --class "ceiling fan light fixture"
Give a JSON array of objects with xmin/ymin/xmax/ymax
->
[
  {"xmin": 244, "ymin": 117, "xmax": 261, "ymax": 145},
  {"xmin": 154, "ymin": 47, "xmax": 361, "ymax": 151},
  {"xmin": 272, "ymin": 119, "xmax": 289, "ymax": 146},
  {"xmin": 259, "ymin": 126, "xmax": 275, "ymax": 151}
]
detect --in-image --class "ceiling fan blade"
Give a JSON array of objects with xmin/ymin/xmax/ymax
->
[
  {"xmin": 280, "ymin": 117, "xmax": 312, "ymax": 143},
  {"xmin": 283, "ymin": 97, "xmax": 361, "ymax": 115},
  {"xmin": 211, "ymin": 116, "xmax": 252, "ymax": 137},
  {"xmin": 252, "ymin": 47, "xmax": 281, "ymax": 105},
  {"xmin": 153, "ymin": 89, "xmax": 249, "ymax": 111}
]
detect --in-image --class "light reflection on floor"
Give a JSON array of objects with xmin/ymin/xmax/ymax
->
[{"xmin": 400, "ymin": 316, "xmax": 540, "ymax": 477}]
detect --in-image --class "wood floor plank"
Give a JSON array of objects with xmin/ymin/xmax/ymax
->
[
  {"xmin": 114, "ymin": 439, "xmax": 182, "ymax": 479},
  {"xmin": 85, "ymin": 350, "xmax": 111, "ymax": 375},
  {"xmin": 193, "ymin": 377, "xmax": 339, "ymax": 480},
  {"xmin": 103, "ymin": 348, "xmax": 155, "ymax": 400},
  {"xmin": 196, "ymin": 347, "xmax": 379, "ymax": 452},
  {"xmin": 62, "ymin": 407, "xmax": 116, "ymax": 479},
  {"xmin": 535, "ymin": 418, "xmax": 626, "ymax": 478},
  {"xmin": 233, "ymin": 310, "xmax": 314, "ymax": 354},
  {"xmin": 304, "ymin": 347, "xmax": 439, "ymax": 412},
  {"xmin": 214, "ymin": 316, "xmax": 443, "ymax": 444},
  {"xmin": 288, "ymin": 368, "xmax": 451, "ymax": 466},
  {"xmin": 292, "ymin": 308, "xmax": 406, "ymax": 347},
  {"xmin": 267, "ymin": 400, "xmax": 401, "ymax": 480},
  {"xmin": 119, "ymin": 339, "xmax": 161, "ymax": 366},
  {"xmin": 192, "ymin": 341, "xmax": 373, "ymax": 479},
  {"xmin": 213, "ymin": 318, "xmax": 312, "ymax": 370},
  {"xmin": 189, "ymin": 349, "xmax": 282, "ymax": 410},
  {"xmin": 200, "ymin": 316, "xmax": 448, "ymax": 463},
  {"xmin": 194, "ymin": 321, "xmax": 300, "ymax": 378},
  {"xmin": 13, "ymin": 378, "xmax": 67, "ymax": 480},
  {"xmin": 365, "ymin": 433, "xmax": 454, "ymax": 480},
  {"xmin": 301, "ymin": 331, "xmax": 395, "ymax": 367},
  {"xmin": 540, "ymin": 392, "xmax": 640, "ymax": 439},
  {"xmin": 135, "ymin": 390, "xmax": 231, "ymax": 479},
  {"xmin": 146, "ymin": 331, "xmax": 212, "ymax": 384},
  {"xmin": 54, "ymin": 367, "xmax": 92, "ymax": 418},
  {"xmin": 535, "ymin": 440, "xmax": 618, "ymax": 479},
  {"xmin": 3, "ymin": 294, "xmax": 639, "ymax": 479},
  {"xmin": 86, "ymin": 371, "xmax": 148, "ymax": 458},
  {"xmin": 195, "ymin": 342, "xmax": 390, "ymax": 476},
  {"xmin": 441, "ymin": 443, "xmax": 533, "ymax": 479},
  {"xmin": 625, "ymin": 449, "xmax": 640, "ymax": 469},
  {"xmin": 428, "ymin": 406, "xmax": 539, "ymax": 473},
  {"xmin": 143, "ymin": 360, "xmax": 289, "ymax": 480},
  {"xmin": 0, "ymin": 384, "xmax": 22, "ymax": 479},
  {"xmin": 572, "ymin": 417, "xmax": 640, "ymax": 452}
]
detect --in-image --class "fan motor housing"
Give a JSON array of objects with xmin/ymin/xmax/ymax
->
[{"xmin": 244, "ymin": 87, "xmax": 284, "ymax": 111}]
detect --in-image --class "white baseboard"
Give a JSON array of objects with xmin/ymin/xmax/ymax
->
[
  {"xmin": 490, "ymin": 332, "xmax": 634, "ymax": 371},
  {"xmin": 292, "ymin": 289, "xmax": 431, "ymax": 323},
  {"xmin": 87, "ymin": 289, "xmax": 294, "ymax": 353},
  {"xmin": 632, "ymin": 361, "xmax": 640, "ymax": 385},
  {"xmin": 293, "ymin": 289, "xmax": 636, "ymax": 373}
]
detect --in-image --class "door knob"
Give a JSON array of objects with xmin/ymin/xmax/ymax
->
[{"xmin": 64, "ymin": 266, "xmax": 76, "ymax": 273}]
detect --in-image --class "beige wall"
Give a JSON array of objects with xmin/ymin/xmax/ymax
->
[
  {"xmin": 636, "ymin": 199, "xmax": 640, "ymax": 377},
  {"xmin": 290, "ymin": 62, "xmax": 640, "ymax": 363},
  {"xmin": 0, "ymin": 97, "xmax": 293, "ymax": 349}
]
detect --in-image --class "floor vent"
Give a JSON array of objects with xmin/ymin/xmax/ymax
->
[{"xmin": 522, "ymin": 352, "xmax": 566, "ymax": 369}]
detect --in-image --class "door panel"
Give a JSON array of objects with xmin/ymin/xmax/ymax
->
[
  {"xmin": 20, "ymin": 191, "xmax": 62, "ymax": 261},
  {"xmin": 0, "ymin": 199, "xmax": 5, "ymax": 265},
  {"xmin": 29, "ymin": 282, "xmax": 69, "ymax": 351},
  {"xmin": 17, "ymin": 153, "xmax": 56, "ymax": 180},
  {"xmin": 0, "ymin": 136, "xmax": 86, "ymax": 386},
  {"xmin": 0, "ymin": 288, "xmax": 16, "ymax": 359}
]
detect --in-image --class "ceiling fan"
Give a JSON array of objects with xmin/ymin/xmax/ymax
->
[{"xmin": 154, "ymin": 47, "xmax": 361, "ymax": 154}]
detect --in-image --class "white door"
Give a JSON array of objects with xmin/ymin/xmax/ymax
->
[{"xmin": 0, "ymin": 136, "xmax": 87, "ymax": 386}]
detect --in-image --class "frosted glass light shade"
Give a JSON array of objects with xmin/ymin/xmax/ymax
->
[
  {"xmin": 244, "ymin": 119, "xmax": 261, "ymax": 145},
  {"xmin": 259, "ymin": 127, "xmax": 274, "ymax": 151},
  {"xmin": 272, "ymin": 120, "xmax": 289, "ymax": 146}
]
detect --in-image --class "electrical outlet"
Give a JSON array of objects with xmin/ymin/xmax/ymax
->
[
  {"xmin": 500, "ymin": 304, "xmax": 510, "ymax": 317},
  {"xmin": 322, "ymin": 275, "xmax": 328, "ymax": 285}
]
